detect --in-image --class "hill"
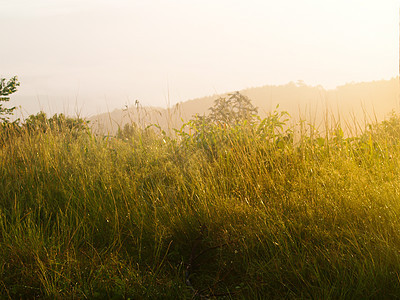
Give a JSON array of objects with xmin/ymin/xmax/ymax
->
[{"xmin": 89, "ymin": 78, "xmax": 399, "ymax": 135}]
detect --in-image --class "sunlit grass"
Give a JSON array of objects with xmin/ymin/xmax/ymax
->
[{"xmin": 2, "ymin": 110, "xmax": 400, "ymax": 298}]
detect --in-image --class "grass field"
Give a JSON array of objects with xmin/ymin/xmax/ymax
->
[{"xmin": 2, "ymin": 106, "xmax": 400, "ymax": 299}]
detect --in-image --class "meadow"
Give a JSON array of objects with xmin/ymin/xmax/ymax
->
[{"xmin": 2, "ymin": 92, "xmax": 400, "ymax": 299}]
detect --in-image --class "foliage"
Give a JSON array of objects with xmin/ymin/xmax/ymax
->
[
  {"xmin": 23, "ymin": 111, "xmax": 90, "ymax": 134},
  {"xmin": 366, "ymin": 110, "xmax": 400, "ymax": 143},
  {"xmin": 117, "ymin": 122, "xmax": 141, "ymax": 140},
  {"xmin": 207, "ymin": 91, "xmax": 258, "ymax": 126},
  {"xmin": 3, "ymin": 94, "xmax": 400, "ymax": 298},
  {"xmin": 0, "ymin": 76, "xmax": 20, "ymax": 122},
  {"xmin": 176, "ymin": 96, "xmax": 292, "ymax": 160}
]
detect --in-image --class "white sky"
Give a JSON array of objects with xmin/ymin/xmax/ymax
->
[{"xmin": 1, "ymin": 0, "xmax": 399, "ymax": 116}]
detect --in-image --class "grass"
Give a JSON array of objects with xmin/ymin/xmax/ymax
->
[{"xmin": 2, "ymin": 109, "xmax": 400, "ymax": 298}]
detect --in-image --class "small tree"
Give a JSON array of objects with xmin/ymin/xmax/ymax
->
[
  {"xmin": 24, "ymin": 111, "xmax": 90, "ymax": 135},
  {"xmin": 0, "ymin": 76, "xmax": 20, "ymax": 122},
  {"xmin": 208, "ymin": 91, "xmax": 258, "ymax": 126},
  {"xmin": 117, "ymin": 122, "xmax": 140, "ymax": 140}
]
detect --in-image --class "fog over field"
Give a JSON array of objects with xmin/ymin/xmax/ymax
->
[
  {"xmin": 1, "ymin": 0, "xmax": 400, "ymax": 117},
  {"xmin": 90, "ymin": 78, "xmax": 400, "ymax": 135}
]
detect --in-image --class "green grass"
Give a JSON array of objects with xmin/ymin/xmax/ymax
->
[{"xmin": 2, "ymin": 111, "xmax": 400, "ymax": 299}]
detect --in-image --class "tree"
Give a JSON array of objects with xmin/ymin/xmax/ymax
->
[
  {"xmin": 0, "ymin": 76, "xmax": 20, "ymax": 122},
  {"xmin": 117, "ymin": 122, "xmax": 140, "ymax": 140},
  {"xmin": 208, "ymin": 91, "xmax": 258, "ymax": 126},
  {"xmin": 24, "ymin": 111, "xmax": 90, "ymax": 135}
]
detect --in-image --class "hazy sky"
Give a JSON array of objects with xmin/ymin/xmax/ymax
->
[{"xmin": 1, "ymin": 0, "xmax": 399, "ymax": 116}]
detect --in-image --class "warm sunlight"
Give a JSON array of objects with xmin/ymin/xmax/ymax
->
[
  {"xmin": 5, "ymin": 1, "xmax": 400, "ymax": 299},
  {"xmin": 1, "ymin": 0, "xmax": 400, "ymax": 115}
]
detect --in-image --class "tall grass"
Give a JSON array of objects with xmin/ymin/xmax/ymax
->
[{"xmin": 2, "ymin": 110, "xmax": 400, "ymax": 298}]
